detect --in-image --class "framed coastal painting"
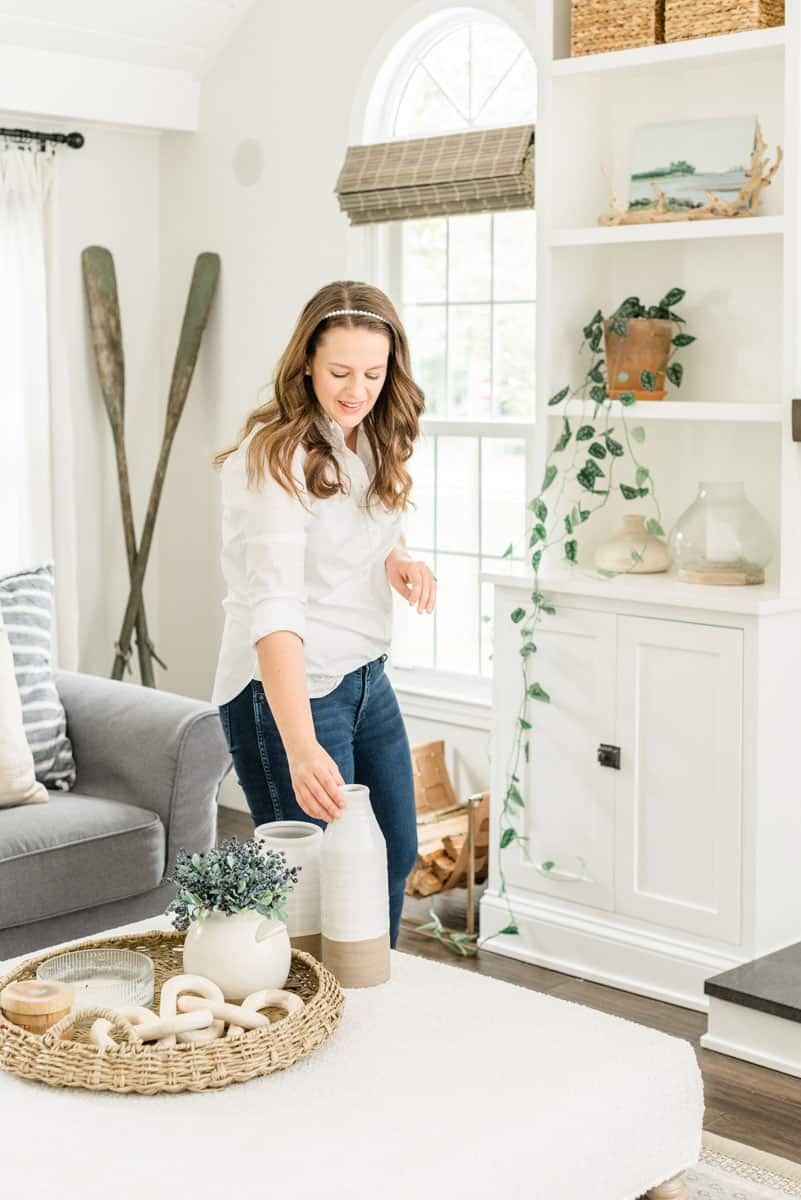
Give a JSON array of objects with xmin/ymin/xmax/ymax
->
[{"xmin": 627, "ymin": 115, "xmax": 758, "ymax": 216}]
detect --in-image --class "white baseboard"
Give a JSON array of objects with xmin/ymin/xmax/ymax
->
[
  {"xmin": 479, "ymin": 889, "xmax": 744, "ymax": 1011},
  {"xmin": 702, "ymin": 997, "xmax": 801, "ymax": 1078}
]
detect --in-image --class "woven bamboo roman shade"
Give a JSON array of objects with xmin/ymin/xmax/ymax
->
[{"xmin": 334, "ymin": 124, "xmax": 535, "ymax": 225}]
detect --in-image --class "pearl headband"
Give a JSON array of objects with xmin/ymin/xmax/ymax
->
[{"xmin": 322, "ymin": 307, "xmax": 390, "ymax": 325}]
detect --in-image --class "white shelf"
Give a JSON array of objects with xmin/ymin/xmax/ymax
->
[
  {"xmin": 550, "ymin": 216, "xmax": 784, "ymax": 247},
  {"xmin": 482, "ymin": 565, "xmax": 801, "ymax": 616},
  {"xmin": 548, "ymin": 400, "xmax": 784, "ymax": 424},
  {"xmin": 551, "ymin": 25, "xmax": 785, "ymax": 77}
]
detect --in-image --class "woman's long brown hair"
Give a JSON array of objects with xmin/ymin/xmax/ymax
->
[{"xmin": 214, "ymin": 281, "xmax": 425, "ymax": 512}]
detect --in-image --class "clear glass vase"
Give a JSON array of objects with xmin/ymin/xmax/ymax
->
[{"xmin": 668, "ymin": 481, "xmax": 774, "ymax": 586}]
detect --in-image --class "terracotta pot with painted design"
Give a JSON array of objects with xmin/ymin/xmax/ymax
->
[{"xmin": 604, "ymin": 317, "xmax": 673, "ymax": 401}]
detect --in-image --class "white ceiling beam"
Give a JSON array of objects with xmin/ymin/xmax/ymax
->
[{"xmin": 0, "ymin": 43, "xmax": 199, "ymax": 131}]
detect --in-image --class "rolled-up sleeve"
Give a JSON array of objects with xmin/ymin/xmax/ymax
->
[
  {"xmin": 386, "ymin": 508, "xmax": 412, "ymax": 562},
  {"xmin": 222, "ymin": 445, "xmax": 308, "ymax": 647}
]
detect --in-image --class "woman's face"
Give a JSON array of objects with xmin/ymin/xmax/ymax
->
[{"xmin": 306, "ymin": 325, "xmax": 390, "ymax": 439}]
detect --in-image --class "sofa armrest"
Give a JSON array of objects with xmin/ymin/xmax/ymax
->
[{"xmin": 55, "ymin": 670, "xmax": 231, "ymax": 876}]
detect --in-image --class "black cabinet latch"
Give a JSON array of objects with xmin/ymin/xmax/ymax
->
[{"xmin": 597, "ymin": 743, "xmax": 621, "ymax": 769}]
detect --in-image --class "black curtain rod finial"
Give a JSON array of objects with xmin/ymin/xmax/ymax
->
[{"xmin": 0, "ymin": 126, "xmax": 85, "ymax": 149}]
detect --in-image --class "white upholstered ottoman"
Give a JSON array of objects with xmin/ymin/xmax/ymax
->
[{"xmin": 0, "ymin": 918, "xmax": 703, "ymax": 1199}]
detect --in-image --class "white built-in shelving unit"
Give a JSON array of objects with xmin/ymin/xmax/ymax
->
[{"xmin": 481, "ymin": 3, "xmax": 801, "ymax": 1028}]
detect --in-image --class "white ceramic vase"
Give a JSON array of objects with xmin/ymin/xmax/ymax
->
[
  {"xmin": 320, "ymin": 783, "xmax": 390, "ymax": 989},
  {"xmin": 594, "ymin": 513, "xmax": 670, "ymax": 574},
  {"xmin": 182, "ymin": 910, "xmax": 291, "ymax": 1000},
  {"xmin": 255, "ymin": 820, "xmax": 323, "ymax": 959}
]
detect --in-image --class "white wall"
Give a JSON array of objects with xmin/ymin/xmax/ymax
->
[{"xmin": 0, "ymin": 111, "xmax": 164, "ymax": 678}]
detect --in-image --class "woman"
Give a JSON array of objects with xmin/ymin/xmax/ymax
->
[{"xmin": 211, "ymin": 281, "xmax": 435, "ymax": 948}]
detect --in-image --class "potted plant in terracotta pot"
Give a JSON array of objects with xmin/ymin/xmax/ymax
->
[
  {"xmin": 165, "ymin": 837, "xmax": 300, "ymax": 1000},
  {"xmin": 589, "ymin": 288, "xmax": 695, "ymax": 401}
]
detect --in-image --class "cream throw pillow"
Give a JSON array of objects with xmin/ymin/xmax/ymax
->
[{"xmin": 0, "ymin": 626, "xmax": 48, "ymax": 808}]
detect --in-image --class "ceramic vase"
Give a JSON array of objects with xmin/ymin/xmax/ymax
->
[
  {"xmin": 255, "ymin": 820, "xmax": 323, "ymax": 960},
  {"xmin": 595, "ymin": 513, "xmax": 670, "ymax": 574},
  {"xmin": 669, "ymin": 481, "xmax": 774, "ymax": 586},
  {"xmin": 182, "ymin": 909, "xmax": 291, "ymax": 1000},
  {"xmin": 320, "ymin": 783, "xmax": 390, "ymax": 988}
]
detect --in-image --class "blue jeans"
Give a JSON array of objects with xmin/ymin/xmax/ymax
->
[{"xmin": 217, "ymin": 654, "xmax": 417, "ymax": 948}]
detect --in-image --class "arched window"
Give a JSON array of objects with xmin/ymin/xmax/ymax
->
[{"xmin": 368, "ymin": 11, "xmax": 536, "ymax": 684}]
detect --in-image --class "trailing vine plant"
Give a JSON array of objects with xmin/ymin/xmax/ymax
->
[{"xmin": 421, "ymin": 289, "xmax": 696, "ymax": 956}]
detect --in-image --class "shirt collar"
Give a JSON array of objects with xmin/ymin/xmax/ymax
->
[
  {"xmin": 319, "ymin": 413, "xmax": 373, "ymax": 471},
  {"xmin": 321, "ymin": 413, "xmax": 347, "ymax": 450}
]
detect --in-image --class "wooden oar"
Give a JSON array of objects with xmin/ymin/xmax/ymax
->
[
  {"xmin": 81, "ymin": 245, "xmax": 161, "ymax": 686},
  {"xmin": 111, "ymin": 252, "xmax": 221, "ymax": 681}
]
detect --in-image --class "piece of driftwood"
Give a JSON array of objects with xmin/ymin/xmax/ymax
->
[
  {"xmin": 599, "ymin": 122, "xmax": 782, "ymax": 226},
  {"xmin": 82, "ymin": 246, "xmax": 161, "ymax": 687},
  {"xmin": 111, "ymin": 253, "xmax": 220, "ymax": 681},
  {"xmin": 443, "ymin": 833, "xmax": 466, "ymax": 858},
  {"xmin": 408, "ymin": 869, "xmax": 442, "ymax": 897},
  {"xmin": 417, "ymin": 811, "xmax": 471, "ymax": 847}
]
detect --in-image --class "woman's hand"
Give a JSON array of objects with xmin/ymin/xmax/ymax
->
[
  {"xmin": 287, "ymin": 740, "xmax": 347, "ymax": 823},
  {"xmin": 386, "ymin": 550, "xmax": 437, "ymax": 614}
]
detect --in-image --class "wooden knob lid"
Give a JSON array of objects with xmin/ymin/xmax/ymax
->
[{"xmin": 1, "ymin": 979, "xmax": 74, "ymax": 1016}]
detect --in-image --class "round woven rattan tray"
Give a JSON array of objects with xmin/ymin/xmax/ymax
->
[{"xmin": 0, "ymin": 929, "xmax": 345, "ymax": 1094}]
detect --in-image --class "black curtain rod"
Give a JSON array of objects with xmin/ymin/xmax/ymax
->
[{"xmin": 0, "ymin": 126, "xmax": 84, "ymax": 149}]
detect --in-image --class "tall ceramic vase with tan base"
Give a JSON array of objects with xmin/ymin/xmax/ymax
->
[
  {"xmin": 321, "ymin": 783, "xmax": 390, "ymax": 988},
  {"xmin": 255, "ymin": 821, "xmax": 323, "ymax": 960}
]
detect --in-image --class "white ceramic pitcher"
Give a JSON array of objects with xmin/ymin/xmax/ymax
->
[{"xmin": 182, "ymin": 909, "xmax": 291, "ymax": 1000}]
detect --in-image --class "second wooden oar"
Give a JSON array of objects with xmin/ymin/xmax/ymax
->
[{"xmin": 110, "ymin": 252, "xmax": 221, "ymax": 681}]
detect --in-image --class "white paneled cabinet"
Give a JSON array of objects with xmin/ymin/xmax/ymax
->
[
  {"xmin": 502, "ymin": 606, "xmax": 617, "ymax": 914},
  {"xmin": 614, "ymin": 617, "xmax": 743, "ymax": 944},
  {"xmin": 482, "ymin": 581, "xmax": 801, "ymax": 1010}
]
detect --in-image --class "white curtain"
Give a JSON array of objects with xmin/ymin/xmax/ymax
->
[{"xmin": 0, "ymin": 145, "xmax": 79, "ymax": 668}]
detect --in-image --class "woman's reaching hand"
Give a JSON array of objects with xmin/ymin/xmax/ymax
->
[
  {"xmin": 287, "ymin": 740, "xmax": 347, "ymax": 823},
  {"xmin": 386, "ymin": 552, "xmax": 437, "ymax": 614}
]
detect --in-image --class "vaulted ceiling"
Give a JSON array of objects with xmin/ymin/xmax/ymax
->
[{"xmin": 0, "ymin": 0, "xmax": 258, "ymax": 77}]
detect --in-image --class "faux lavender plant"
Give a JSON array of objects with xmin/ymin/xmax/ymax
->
[{"xmin": 165, "ymin": 837, "xmax": 300, "ymax": 930}]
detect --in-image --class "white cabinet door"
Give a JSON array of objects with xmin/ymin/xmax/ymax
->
[
  {"xmin": 500, "ymin": 604, "xmax": 618, "ymax": 913},
  {"xmin": 614, "ymin": 615, "xmax": 743, "ymax": 943}
]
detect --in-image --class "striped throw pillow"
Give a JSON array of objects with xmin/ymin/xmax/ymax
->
[{"xmin": 0, "ymin": 563, "xmax": 76, "ymax": 791}]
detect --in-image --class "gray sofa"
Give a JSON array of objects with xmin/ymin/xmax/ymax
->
[{"xmin": 0, "ymin": 671, "xmax": 231, "ymax": 959}]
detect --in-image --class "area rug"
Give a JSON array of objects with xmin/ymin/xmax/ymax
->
[{"xmin": 687, "ymin": 1132, "xmax": 801, "ymax": 1198}]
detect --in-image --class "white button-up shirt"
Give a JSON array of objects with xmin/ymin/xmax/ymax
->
[{"xmin": 211, "ymin": 416, "xmax": 405, "ymax": 707}]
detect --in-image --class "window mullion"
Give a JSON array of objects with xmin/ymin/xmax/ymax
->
[
  {"xmin": 432, "ymin": 433, "xmax": 439, "ymax": 669},
  {"xmin": 477, "ymin": 434, "xmax": 483, "ymax": 675}
]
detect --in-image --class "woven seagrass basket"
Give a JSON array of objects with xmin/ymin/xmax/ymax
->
[
  {"xmin": 0, "ymin": 929, "xmax": 344, "ymax": 1095},
  {"xmin": 571, "ymin": 0, "xmax": 665, "ymax": 57},
  {"xmin": 665, "ymin": 0, "xmax": 784, "ymax": 41}
]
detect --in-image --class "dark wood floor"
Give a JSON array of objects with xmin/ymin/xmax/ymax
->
[{"xmin": 219, "ymin": 806, "xmax": 801, "ymax": 1165}]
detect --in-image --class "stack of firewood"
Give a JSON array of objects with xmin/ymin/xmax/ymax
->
[{"xmin": 404, "ymin": 740, "xmax": 489, "ymax": 899}]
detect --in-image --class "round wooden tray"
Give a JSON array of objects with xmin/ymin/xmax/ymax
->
[{"xmin": 0, "ymin": 929, "xmax": 344, "ymax": 1094}]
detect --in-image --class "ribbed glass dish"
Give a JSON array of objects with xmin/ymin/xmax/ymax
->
[{"xmin": 37, "ymin": 948, "xmax": 154, "ymax": 1011}]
